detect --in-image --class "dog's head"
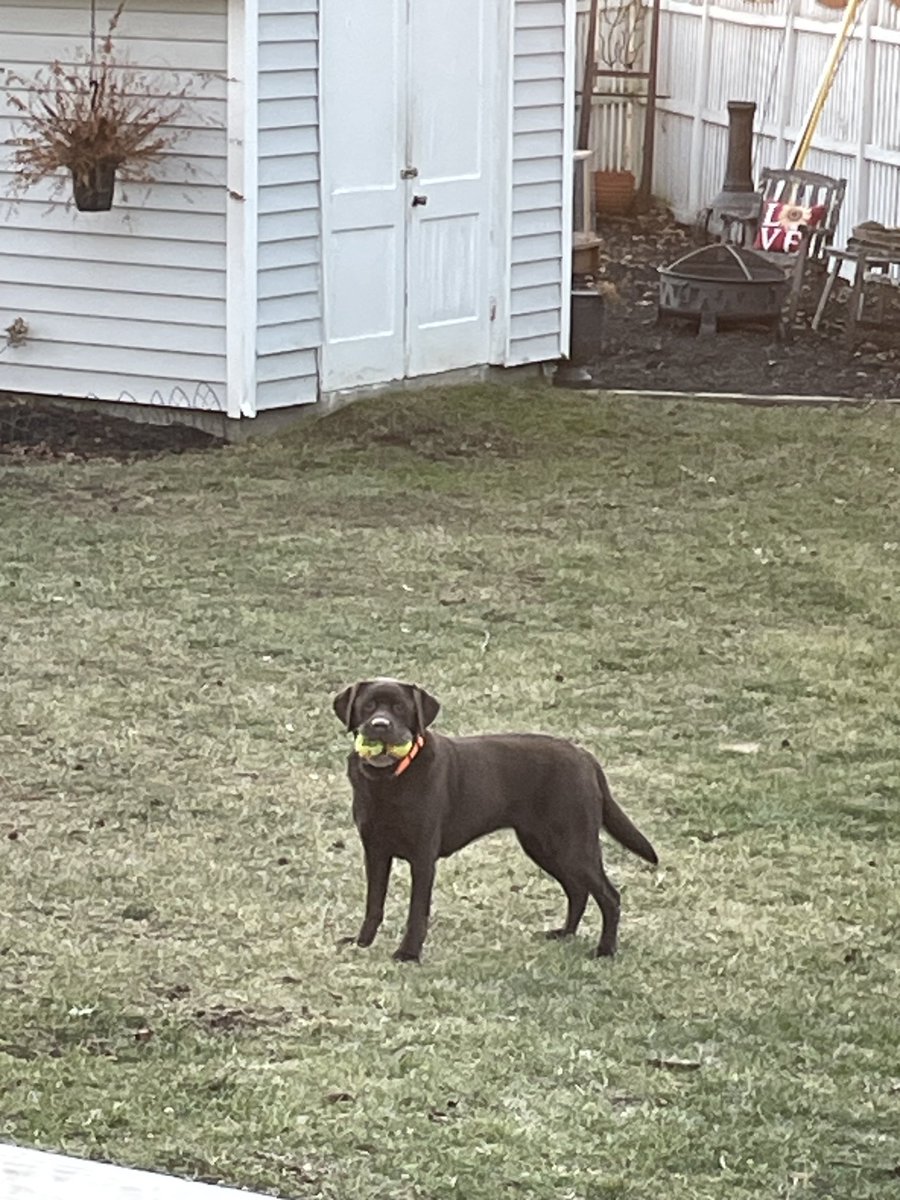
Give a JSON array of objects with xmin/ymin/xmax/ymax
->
[{"xmin": 333, "ymin": 678, "xmax": 440, "ymax": 767}]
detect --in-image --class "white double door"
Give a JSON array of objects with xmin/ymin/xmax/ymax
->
[{"xmin": 320, "ymin": 0, "xmax": 498, "ymax": 391}]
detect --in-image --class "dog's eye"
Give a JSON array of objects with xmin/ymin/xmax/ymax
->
[
  {"xmin": 362, "ymin": 699, "xmax": 376, "ymax": 712},
  {"xmin": 392, "ymin": 702, "xmax": 405, "ymax": 714}
]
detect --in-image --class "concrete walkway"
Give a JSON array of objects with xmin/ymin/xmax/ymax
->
[{"xmin": 0, "ymin": 1143, "xmax": 270, "ymax": 1200}]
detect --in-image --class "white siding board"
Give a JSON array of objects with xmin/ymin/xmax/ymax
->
[
  {"xmin": 257, "ymin": 237, "xmax": 319, "ymax": 271},
  {"xmin": 258, "ymin": 292, "xmax": 319, "ymax": 325},
  {"xmin": 512, "ymin": 258, "xmax": 563, "ymax": 288},
  {"xmin": 514, "ymin": 104, "xmax": 566, "ymax": 134},
  {"xmin": 0, "ymin": 227, "xmax": 224, "ymax": 271},
  {"xmin": 2, "ymin": 204, "xmax": 227, "ymax": 243},
  {"xmin": 507, "ymin": 0, "xmax": 568, "ymax": 367},
  {"xmin": 514, "ymin": 26, "xmax": 565, "ymax": 55},
  {"xmin": 6, "ymin": 365, "xmax": 226, "ymax": 410},
  {"xmin": 257, "ymin": 179, "xmax": 320, "ymax": 214},
  {"xmin": 510, "ymin": 308, "xmax": 560, "ymax": 339},
  {"xmin": 257, "ymin": 127, "xmax": 318, "ymax": 160},
  {"xmin": 257, "ymin": 263, "xmax": 319, "ymax": 301},
  {"xmin": 514, "ymin": 78, "xmax": 565, "ymax": 105},
  {"xmin": 514, "ymin": 129, "xmax": 565, "ymax": 157},
  {"xmin": 257, "ymin": 38, "xmax": 317, "ymax": 72},
  {"xmin": 513, "ymin": 181, "xmax": 563, "ymax": 210},
  {"xmin": 511, "ymin": 231, "xmax": 563, "ymax": 264},
  {"xmin": 12, "ymin": 339, "xmax": 224, "ymax": 380},
  {"xmin": 255, "ymin": 0, "xmax": 321, "ymax": 411},
  {"xmin": 513, "ymin": 156, "xmax": 563, "ymax": 185},
  {"xmin": 509, "ymin": 331, "xmax": 560, "ymax": 360},
  {"xmin": 31, "ymin": 314, "xmax": 225, "ymax": 358},
  {"xmin": 517, "ymin": 0, "xmax": 564, "ymax": 25},
  {"xmin": 513, "ymin": 207, "xmax": 564, "ymax": 238},
  {"xmin": 257, "ymin": 318, "xmax": 320, "ymax": 357},
  {"xmin": 258, "ymin": 71, "xmax": 317, "ymax": 101},
  {"xmin": 0, "ymin": 0, "xmax": 229, "ymax": 409},
  {"xmin": 515, "ymin": 52, "xmax": 566, "ymax": 81},
  {"xmin": 10, "ymin": 283, "xmax": 224, "ymax": 328},
  {"xmin": 511, "ymin": 282, "xmax": 562, "ymax": 315},
  {"xmin": 255, "ymin": 372, "xmax": 316, "ymax": 411},
  {"xmin": 257, "ymin": 348, "xmax": 318, "ymax": 384},
  {"xmin": 266, "ymin": 0, "xmax": 317, "ymax": 10},
  {"xmin": 1, "ymin": 253, "xmax": 224, "ymax": 299}
]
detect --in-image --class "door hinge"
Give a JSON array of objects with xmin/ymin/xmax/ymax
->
[
  {"xmin": 400, "ymin": 166, "xmax": 419, "ymax": 180},
  {"xmin": 490, "ymin": 298, "xmax": 497, "ymax": 321}
]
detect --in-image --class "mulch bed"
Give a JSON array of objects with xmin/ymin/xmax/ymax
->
[
  {"xmin": 0, "ymin": 397, "xmax": 222, "ymax": 464},
  {"xmin": 2, "ymin": 206, "xmax": 898, "ymax": 463},
  {"xmin": 592, "ymin": 206, "xmax": 900, "ymax": 400}
]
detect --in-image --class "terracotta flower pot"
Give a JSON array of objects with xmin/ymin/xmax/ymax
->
[
  {"xmin": 70, "ymin": 160, "xmax": 117, "ymax": 211},
  {"xmin": 593, "ymin": 169, "xmax": 636, "ymax": 218}
]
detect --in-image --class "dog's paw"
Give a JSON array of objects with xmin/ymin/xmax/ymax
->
[
  {"xmin": 544, "ymin": 927, "xmax": 576, "ymax": 940},
  {"xmin": 392, "ymin": 947, "xmax": 421, "ymax": 963}
]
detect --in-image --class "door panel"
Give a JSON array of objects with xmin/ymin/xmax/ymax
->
[
  {"xmin": 321, "ymin": 0, "xmax": 496, "ymax": 389},
  {"xmin": 320, "ymin": 0, "xmax": 405, "ymax": 389},
  {"xmin": 406, "ymin": 0, "xmax": 491, "ymax": 376}
]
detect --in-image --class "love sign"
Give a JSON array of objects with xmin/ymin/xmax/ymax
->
[{"xmin": 754, "ymin": 201, "xmax": 826, "ymax": 253}]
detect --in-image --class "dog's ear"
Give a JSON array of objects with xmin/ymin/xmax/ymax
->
[
  {"xmin": 411, "ymin": 685, "xmax": 440, "ymax": 733},
  {"xmin": 332, "ymin": 682, "xmax": 361, "ymax": 731}
]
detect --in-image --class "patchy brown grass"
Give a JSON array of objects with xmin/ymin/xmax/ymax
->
[{"xmin": 0, "ymin": 384, "xmax": 898, "ymax": 1198}]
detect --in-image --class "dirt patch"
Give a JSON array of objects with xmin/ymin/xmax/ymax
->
[
  {"xmin": 0, "ymin": 395, "xmax": 222, "ymax": 463},
  {"xmin": 590, "ymin": 206, "xmax": 900, "ymax": 400}
]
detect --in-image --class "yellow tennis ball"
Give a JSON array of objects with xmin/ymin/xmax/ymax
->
[
  {"xmin": 387, "ymin": 740, "xmax": 414, "ymax": 759},
  {"xmin": 354, "ymin": 733, "xmax": 385, "ymax": 758}
]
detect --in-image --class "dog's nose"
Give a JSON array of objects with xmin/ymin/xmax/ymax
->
[{"xmin": 368, "ymin": 716, "xmax": 391, "ymax": 728}]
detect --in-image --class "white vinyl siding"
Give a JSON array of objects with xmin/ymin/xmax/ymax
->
[
  {"xmin": 255, "ymin": 0, "xmax": 321, "ymax": 410},
  {"xmin": 507, "ymin": 0, "xmax": 568, "ymax": 365},
  {"xmin": 0, "ymin": 0, "xmax": 229, "ymax": 410}
]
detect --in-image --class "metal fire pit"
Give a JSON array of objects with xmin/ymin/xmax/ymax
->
[{"xmin": 658, "ymin": 243, "xmax": 789, "ymax": 335}]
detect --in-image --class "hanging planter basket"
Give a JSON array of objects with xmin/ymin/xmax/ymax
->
[
  {"xmin": 594, "ymin": 169, "xmax": 637, "ymax": 218},
  {"xmin": 70, "ymin": 159, "xmax": 118, "ymax": 211},
  {"xmin": 3, "ymin": 1, "xmax": 194, "ymax": 211}
]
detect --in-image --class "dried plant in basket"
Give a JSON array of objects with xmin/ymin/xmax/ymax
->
[{"xmin": 3, "ymin": 1, "xmax": 194, "ymax": 210}]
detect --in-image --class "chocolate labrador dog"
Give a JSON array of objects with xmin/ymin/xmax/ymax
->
[{"xmin": 333, "ymin": 677, "xmax": 657, "ymax": 962}]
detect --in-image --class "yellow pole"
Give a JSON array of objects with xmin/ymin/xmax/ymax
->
[{"xmin": 790, "ymin": 0, "xmax": 867, "ymax": 170}]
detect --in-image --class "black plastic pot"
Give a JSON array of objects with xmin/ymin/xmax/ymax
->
[
  {"xmin": 555, "ymin": 288, "xmax": 605, "ymax": 389},
  {"xmin": 70, "ymin": 160, "xmax": 117, "ymax": 211}
]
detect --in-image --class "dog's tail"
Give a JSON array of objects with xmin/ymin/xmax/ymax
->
[{"xmin": 596, "ymin": 765, "xmax": 658, "ymax": 864}]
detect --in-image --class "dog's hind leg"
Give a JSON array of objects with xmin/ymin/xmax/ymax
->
[
  {"xmin": 586, "ymin": 856, "xmax": 621, "ymax": 957},
  {"xmin": 515, "ymin": 832, "xmax": 588, "ymax": 939}
]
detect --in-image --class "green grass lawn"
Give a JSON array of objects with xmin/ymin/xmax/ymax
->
[{"xmin": 1, "ymin": 385, "xmax": 898, "ymax": 1199}]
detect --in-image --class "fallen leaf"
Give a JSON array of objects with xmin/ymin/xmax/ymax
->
[{"xmin": 646, "ymin": 1056, "xmax": 701, "ymax": 1072}]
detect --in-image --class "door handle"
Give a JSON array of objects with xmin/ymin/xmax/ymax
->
[{"xmin": 411, "ymin": 194, "xmax": 428, "ymax": 207}]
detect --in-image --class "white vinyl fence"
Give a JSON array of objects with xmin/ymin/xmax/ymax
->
[{"xmin": 578, "ymin": 0, "xmax": 900, "ymax": 242}]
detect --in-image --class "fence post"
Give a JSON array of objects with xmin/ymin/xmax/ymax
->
[
  {"xmin": 774, "ymin": 0, "xmax": 800, "ymax": 169},
  {"xmin": 853, "ymin": 0, "xmax": 877, "ymax": 233},
  {"xmin": 687, "ymin": 0, "xmax": 714, "ymax": 217}
]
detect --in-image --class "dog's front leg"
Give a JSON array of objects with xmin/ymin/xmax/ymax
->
[
  {"xmin": 393, "ymin": 856, "xmax": 436, "ymax": 962},
  {"xmin": 356, "ymin": 845, "xmax": 392, "ymax": 947}
]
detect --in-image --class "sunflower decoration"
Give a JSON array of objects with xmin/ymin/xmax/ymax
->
[{"xmin": 778, "ymin": 204, "xmax": 815, "ymax": 230}]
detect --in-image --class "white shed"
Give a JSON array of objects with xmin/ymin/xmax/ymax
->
[{"xmin": 0, "ymin": 0, "xmax": 575, "ymax": 430}]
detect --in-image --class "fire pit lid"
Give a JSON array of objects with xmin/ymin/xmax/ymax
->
[{"xmin": 659, "ymin": 243, "xmax": 787, "ymax": 284}]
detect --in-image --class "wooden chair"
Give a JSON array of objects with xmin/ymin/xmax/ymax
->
[{"xmin": 720, "ymin": 168, "xmax": 847, "ymax": 330}]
